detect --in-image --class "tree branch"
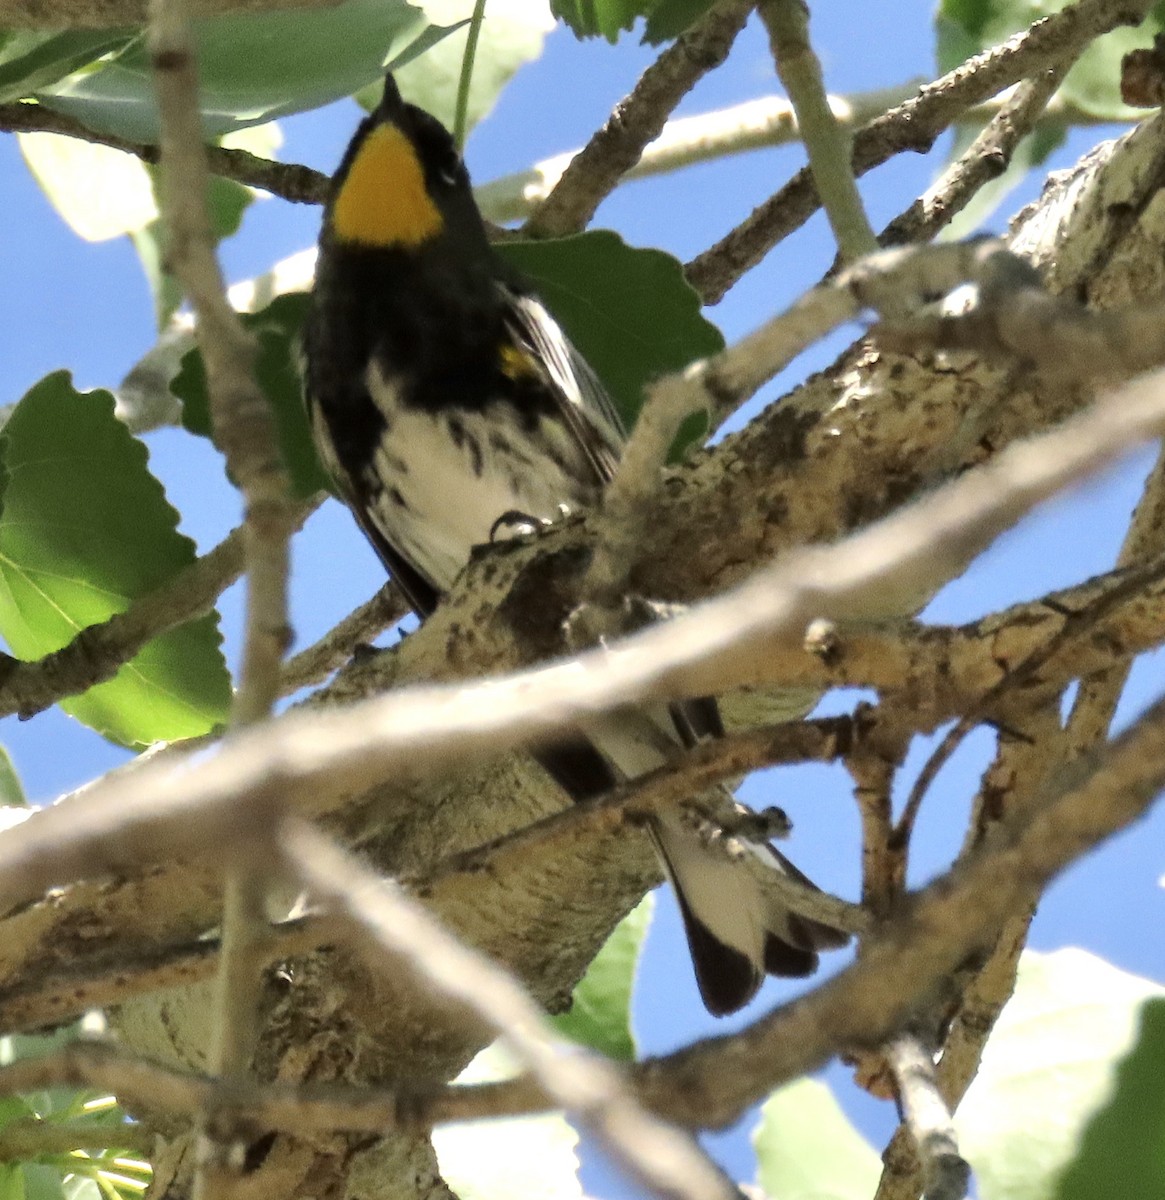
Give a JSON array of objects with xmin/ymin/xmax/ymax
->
[
  {"xmin": 758, "ymin": 0, "xmax": 876, "ymax": 261},
  {"xmin": 0, "ymin": 1041, "xmax": 549, "ymax": 1138},
  {"xmin": 0, "ymin": 102, "xmax": 328, "ymax": 204},
  {"xmin": 686, "ymin": 0, "xmax": 1156, "ymax": 303},
  {"xmin": 0, "ymin": 1117, "xmax": 154, "ymax": 1159},
  {"xmin": 880, "ymin": 61, "xmax": 1071, "ymax": 248},
  {"xmin": 522, "ymin": 0, "xmax": 753, "ymax": 239},
  {"xmin": 281, "ymin": 820, "xmax": 741, "ymax": 1200},
  {"xmin": 413, "ymin": 714, "xmax": 868, "ymax": 937},
  {"xmin": 883, "ymin": 1035, "xmax": 970, "ymax": 1200},
  {"xmin": 280, "ymin": 581, "xmax": 408, "ymax": 694},
  {"xmin": 635, "ymin": 686, "xmax": 1165, "ymax": 1128},
  {"xmin": 5, "ymin": 352, "xmax": 1165, "ymax": 918}
]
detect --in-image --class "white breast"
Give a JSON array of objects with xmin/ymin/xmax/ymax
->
[{"xmin": 361, "ymin": 361, "xmax": 598, "ymax": 592}]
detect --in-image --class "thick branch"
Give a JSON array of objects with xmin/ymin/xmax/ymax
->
[
  {"xmin": 284, "ymin": 821, "xmax": 738, "ymax": 1200},
  {"xmin": 4, "ymin": 360, "xmax": 1165, "ymax": 918}
]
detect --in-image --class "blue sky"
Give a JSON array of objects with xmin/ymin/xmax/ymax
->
[{"xmin": 1, "ymin": 2, "xmax": 1163, "ymax": 1195}]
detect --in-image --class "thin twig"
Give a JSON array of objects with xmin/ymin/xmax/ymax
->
[
  {"xmin": 0, "ymin": 102, "xmax": 328, "ymax": 203},
  {"xmin": 522, "ymin": 0, "xmax": 753, "ymax": 238},
  {"xmin": 148, "ymin": 0, "xmax": 295, "ymax": 1193},
  {"xmin": 884, "ymin": 1036, "xmax": 970, "ymax": 1200},
  {"xmin": 0, "ymin": 1041, "xmax": 549, "ymax": 1136},
  {"xmin": 686, "ymin": 0, "xmax": 1155, "ymax": 303},
  {"xmin": 679, "ymin": 239, "xmax": 1020, "ymax": 429},
  {"xmin": 452, "ymin": 0, "xmax": 488, "ymax": 151},
  {"xmin": 846, "ymin": 720, "xmax": 906, "ymax": 916},
  {"xmin": 1065, "ymin": 443, "xmax": 1165, "ymax": 755},
  {"xmin": 570, "ymin": 370, "xmax": 712, "ymax": 639},
  {"xmin": 894, "ymin": 551, "xmax": 1165, "ymax": 844},
  {"xmin": 881, "ymin": 62, "xmax": 1071, "ymax": 247},
  {"xmin": 758, "ymin": 0, "xmax": 876, "ymax": 262},
  {"xmin": 0, "ymin": 916, "xmax": 329, "ymax": 1036},
  {"xmin": 874, "ymin": 722, "xmax": 1050, "ymax": 1200},
  {"xmin": 0, "ymin": 1117, "xmax": 155, "ymax": 1159},
  {"xmin": 932, "ymin": 911, "xmax": 1030, "ymax": 1093},
  {"xmin": 280, "ymin": 582, "xmax": 408, "ymax": 694},
  {"xmin": 636, "ymin": 687, "xmax": 1165, "ymax": 1128},
  {"xmin": 281, "ymin": 820, "xmax": 740, "ymax": 1200},
  {"xmin": 477, "ymin": 85, "xmax": 914, "ymax": 222}
]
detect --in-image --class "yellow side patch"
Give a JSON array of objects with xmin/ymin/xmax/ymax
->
[
  {"xmin": 332, "ymin": 124, "xmax": 443, "ymax": 248},
  {"xmin": 499, "ymin": 343, "xmax": 540, "ymax": 380}
]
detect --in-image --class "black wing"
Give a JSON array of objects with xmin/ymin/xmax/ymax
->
[{"xmin": 502, "ymin": 287, "xmax": 626, "ymax": 488}]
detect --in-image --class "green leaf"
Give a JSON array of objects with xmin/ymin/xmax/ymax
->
[
  {"xmin": 956, "ymin": 948, "xmax": 1165, "ymax": 1200},
  {"xmin": 18, "ymin": 133, "xmax": 157, "ymax": 242},
  {"xmin": 935, "ymin": 0, "xmax": 992, "ymax": 65},
  {"xmin": 0, "ymin": 1096, "xmax": 35, "ymax": 1130},
  {"xmin": 433, "ymin": 1044, "xmax": 582, "ymax": 1200},
  {"xmin": 0, "ymin": 373, "xmax": 231, "ymax": 747},
  {"xmin": 0, "ymin": 746, "xmax": 25, "ymax": 807},
  {"xmin": 753, "ymin": 1077, "xmax": 881, "ymax": 1200},
  {"xmin": 22, "ymin": 1166, "xmax": 69, "ymax": 1200},
  {"xmin": 643, "ymin": 0, "xmax": 716, "ymax": 42},
  {"xmin": 0, "ymin": 32, "xmax": 131, "ymax": 104},
  {"xmin": 550, "ymin": 0, "xmax": 644, "ymax": 41},
  {"xmin": 1056, "ymin": 997, "xmax": 1165, "ymax": 1200},
  {"xmin": 391, "ymin": 0, "xmax": 554, "ymax": 135},
  {"xmin": 934, "ymin": 12, "xmax": 983, "ymax": 75},
  {"xmin": 499, "ymin": 231, "xmax": 724, "ymax": 444},
  {"xmin": 935, "ymin": 0, "xmax": 1165, "ymax": 121},
  {"xmin": 0, "ymin": 1165, "xmax": 24, "ymax": 1200},
  {"xmin": 549, "ymin": 894, "xmax": 651, "ymax": 1060},
  {"xmin": 204, "ymin": 173, "xmax": 254, "ymax": 242},
  {"xmin": 172, "ymin": 293, "xmax": 329, "ymax": 500},
  {"xmin": 36, "ymin": 0, "xmax": 452, "ymax": 142}
]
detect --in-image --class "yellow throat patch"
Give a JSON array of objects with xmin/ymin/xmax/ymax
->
[{"xmin": 332, "ymin": 124, "xmax": 443, "ymax": 248}]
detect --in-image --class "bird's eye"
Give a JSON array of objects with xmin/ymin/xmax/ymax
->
[{"xmin": 433, "ymin": 151, "xmax": 464, "ymax": 189}]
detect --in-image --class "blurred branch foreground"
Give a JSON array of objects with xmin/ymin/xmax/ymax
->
[{"xmin": 1, "ymin": 3, "xmax": 1165, "ymax": 1200}]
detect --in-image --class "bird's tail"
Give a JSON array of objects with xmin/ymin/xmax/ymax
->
[
  {"xmin": 647, "ymin": 808, "xmax": 848, "ymax": 1016},
  {"xmin": 539, "ymin": 702, "xmax": 848, "ymax": 1017}
]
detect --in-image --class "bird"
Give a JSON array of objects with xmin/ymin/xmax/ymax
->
[{"xmin": 302, "ymin": 75, "xmax": 847, "ymax": 1015}]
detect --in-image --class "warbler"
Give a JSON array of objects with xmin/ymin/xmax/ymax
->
[{"xmin": 302, "ymin": 76, "xmax": 847, "ymax": 1015}]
